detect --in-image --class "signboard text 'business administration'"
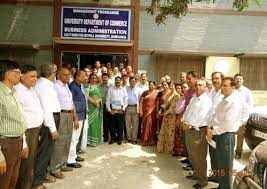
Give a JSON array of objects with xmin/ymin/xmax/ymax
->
[{"xmin": 61, "ymin": 6, "xmax": 131, "ymax": 41}]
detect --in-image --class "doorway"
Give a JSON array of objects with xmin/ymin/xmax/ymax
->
[{"xmin": 62, "ymin": 52, "xmax": 129, "ymax": 69}]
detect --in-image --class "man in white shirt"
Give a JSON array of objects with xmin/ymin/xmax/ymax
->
[
  {"xmin": 121, "ymin": 74, "xmax": 129, "ymax": 88},
  {"xmin": 207, "ymin": 77, "xmax": 249, "ymax": 189},
  {"xmin": 106, "ymin": 76, "xmax": 128, "ymax": 145},
  {"xmin": 208, "ymin": 72, "xmax": 224, "ymax": 182},
  {"xmin": 125, "ymin": 77, "xmax": 142, "ymax": 144},
  {"xmin": 181, "ymin": 79, "xmax": 212, "ymax": 189},
  {"xmin": 234, "ymin": 73, "xmax": 254, "ymax": 159},
  {"xmin": 15, "ymin": 65, "xmax": 44, "ymax": 189},
  {"xmin": 50, "ymin": 68, "xmax": 79, "ymax": 179},
  {"xmin": 33, "ymin": 64, "xmax": 60, "ymax": 189},
  {"xmin": 137, "ymin": 73, "xmax": 149, "ymax": 94},
  {"xmin": 95, "ymin": 60, "xmax": 102, "ymax": 77}
]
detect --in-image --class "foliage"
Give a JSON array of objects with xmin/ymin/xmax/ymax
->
[{"xmin": 146, "ymin": 0, "xmax": 262, "ymax": 25}]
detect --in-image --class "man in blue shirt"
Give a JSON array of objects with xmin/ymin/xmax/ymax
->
[
  {"xmin": 125, "ymin": 77, "xmax": 142, "ymax": 144},
  {"xmin": 67, "ymin": 70, "xmax": 87, "ymax": 168}
]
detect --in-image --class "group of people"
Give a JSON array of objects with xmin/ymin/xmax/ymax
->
[
  {"xmin": 0, "ymin": 59, "xmax": 254, "ymax": 189},
  {"xmin": 152, "ymin": 71, "xmax": 253, "ymax": 189}
]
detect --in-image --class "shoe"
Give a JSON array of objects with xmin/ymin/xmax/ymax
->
[
  {"xmin": 51, "ymin": 172, "xmax": 64, "ymax": 179},
  {"xmin": 117, "ymin": 141, "xmax": 122, "ymax": 145},
  {"xmin": 132, "ymin": 141, "xmax": 137, "ymax": 144},
  {"xmin": 109, "ymin": 140, "xmax": 114, "ymax": 144},
  {"xmin": 182, "ymin": 164, "xmax": 192, "ymax": 171},
  {"xmin": 43, "ymin": 175, "xmax": 56, "ymax": 183},
  {"xmin": 125, "ymin": 139, "xmax": 131, "ymax": 143},
  {"xmin": 104, "ymin": 139, "xmax": 108, "ymax": 142},
  {"xmin": 88, "ymin": 144, "xmax": 96, "ymax": 147},
  {"xmin": 32, "ymin": 184, "xmax": 47, "ymax": 189},
  {"xmin": 67, "ymin": 163, "xmax": 82, "ymax": 168},
  {"xmin": 78, "ymin": 149, "xmax": 86, "ymax": 154},
  {"xmin": 180, "ymin": 158, "xmax": 190, "ymax": 164},
  {"xmin": 193, "ymin": 183, "xmax": 203, "ymax": 189},
  {"xmin": 61, "ymin": 166, "xmax": 73, "ymax": 172},
  {"xmin": 208, "ymin": 176, "xmax": 218, "ymax": 182},
  {"xmin": 186, "ymin": 175, "xmax": 198, "ymax": 180},
  {"xmin": 76, "ymin": 156, "xmax": 84, "ymax": 162},
  {"xmin": 235, "ymin": 153, "xmax": 241, "ymax": 159}
]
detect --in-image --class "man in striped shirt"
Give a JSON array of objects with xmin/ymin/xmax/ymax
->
[{"xmin": 0, "ymin": 60, "xmax": 27, "ymax": 189}]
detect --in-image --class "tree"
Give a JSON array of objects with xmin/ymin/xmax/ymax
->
[{"xmin": 147, "ymin": 0, "xmax": 262, "ymax": 25}]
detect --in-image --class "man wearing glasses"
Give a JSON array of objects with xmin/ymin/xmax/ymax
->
[{"xmin": 0, "ymin": 60, "xmax": 27, "ymax": 189}]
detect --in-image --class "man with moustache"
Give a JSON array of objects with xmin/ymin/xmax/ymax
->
[
  {"xmin": 136, "ymin": 73, "xmax": 148, "ymax": 94},
  {"xmin": 0, "ymin": 60, "xmax": 27, "ymax": 189},
  {"xmin": 207, "ymin": 77, "xmax": 249, "ymax": 189},
  {"xmin": 180, "ymin": 71, "xmax": 199, "ymax": 170},
  {"xmin": 181, "ymin": 79, "xmax": 212, "ymax": 189},
  {"xmin": 99, "ymin": 73, "xmax": 111, "ymax": 142},
  {"xmin": 208, "ymin": 72, "xmax": 224, "ymax": 182},
  {"xmin": 50, "ymin": 68, "xmax": 79, "ymax": 179},
  {"xmin": 15, "ymin": 65, "xmax": 44, "ymax": 189},
  {"xmin": 106, "ymin": 77, "xmax": 128, "ymax": 145}
]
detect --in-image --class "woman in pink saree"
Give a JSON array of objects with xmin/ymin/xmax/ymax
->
[{"xmin": 140, "ymin": 81, "xmax": 158, "ymax": 146}]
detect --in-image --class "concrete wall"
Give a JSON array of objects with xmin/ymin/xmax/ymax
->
[
  {"xmin": 0, "ymin": 5, "xmax": 53, "ymax": 44},
  {"xmin": 0, "ymin": 5, "xmax": 53, "ymax": 67},
  {"xmin": 138, "ymin": 55, "xmax": 156, "ymax": 82},
  {"xmin": 139, "ymin": 11, "xmax": 267, "ymax": 53},
  {"xmin": 253, "ymin": 91, "xmax": 267, "ymax": 106},
  {"xmin": 140, "ymin": 0, "xmax": 267, "ymax": 11}
]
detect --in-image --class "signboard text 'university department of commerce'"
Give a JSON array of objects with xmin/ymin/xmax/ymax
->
[{"xmin": 61, "ymin": 6, "xmax": 131, "ymax": 41}]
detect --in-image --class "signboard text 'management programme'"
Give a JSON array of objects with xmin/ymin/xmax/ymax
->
[{"xmin": 61, "ymin": 7, "xmax": 131, "ymax": 41}]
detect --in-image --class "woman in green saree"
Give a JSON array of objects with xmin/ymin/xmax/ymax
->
[{"xmin": 86, "ymin": 73, "xmax": 102, "ymax": 146}]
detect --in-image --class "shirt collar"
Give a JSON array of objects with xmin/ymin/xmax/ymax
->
[
  {"xmin": 224, "ymin": 91, "xmax": 237, "ymax": 103},
  {"xmin": 114, "ymin": 85, "xmax": 122, "ymax": 89},
  {"xmin": 196, "ymin": 91, "xmax": 208, "ymax": 100},
  {"xmin": 73, "ymin": 81, "xmax": 81, "ymax": 87},
  {"xmin": 56, "ymin": 79, "xmax": 68, "ymax": 87},
  {"xmin": 39, "ymin": 77, "xmax": 54, "ymax": 87},
  {"xmin": 16, "ymin": 82, "xmax": 30, "ymax": 91},
  {"xmin": 0, "ymin": 81, "xmax": 16, "ymax": 95}
]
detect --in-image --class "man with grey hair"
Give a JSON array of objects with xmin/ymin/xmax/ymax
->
[
  {"xmin": 164, "ymin": 75, "xmax": 171, "ymax": 84},
  {"xmin": 32, "ymin": 64, "xmax": 61, "ymax": 189},
  {"xmin": 181, "ymin": 79, "xmax": 212, "ymax": 188}
]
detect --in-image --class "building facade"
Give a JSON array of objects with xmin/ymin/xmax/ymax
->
[{"xmin": 0, "ymin": 0, "xmax": 267, "ymax": 104}]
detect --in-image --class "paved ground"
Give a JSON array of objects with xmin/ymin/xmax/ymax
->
[{"xmin": 45, "ymin": 142, "xmax": 251, "ymax": 189}]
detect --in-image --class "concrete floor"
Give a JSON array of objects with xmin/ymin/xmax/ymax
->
[{"xmin": 45, "ymin": 142, "xmax": 251, "ymax": 189}]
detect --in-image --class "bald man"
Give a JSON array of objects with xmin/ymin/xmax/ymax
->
[{"xmin": 50, "ymin": 68, "xmax": 79, "ymax": 179}]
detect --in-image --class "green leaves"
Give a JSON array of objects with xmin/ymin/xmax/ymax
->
[
  {"xmin": 147, "ymin": 0, "xmax": 262, "ymax": 25},
  {"xmin": 146, "ymin": 0, "xmax": 190, "ymax": 25}
]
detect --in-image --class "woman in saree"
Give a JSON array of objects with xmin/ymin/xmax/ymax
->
[
  {"xmin": 157, "ymin": 81, "xmax": 180, "ymax": 154},
  {"xmin": 173, "ymin": 82, "xmax": 189, "ymax": 157},
  {"xmin": 86, "ymin": 73, "xmax": 102, "ymax": 146},
  {"xmin": 140, "ymin": 81, "xmax": 158, "ymax": 146},
  {"xmin": 156, "ymin": 81, "xmax": 169, "ymax": 132}
]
